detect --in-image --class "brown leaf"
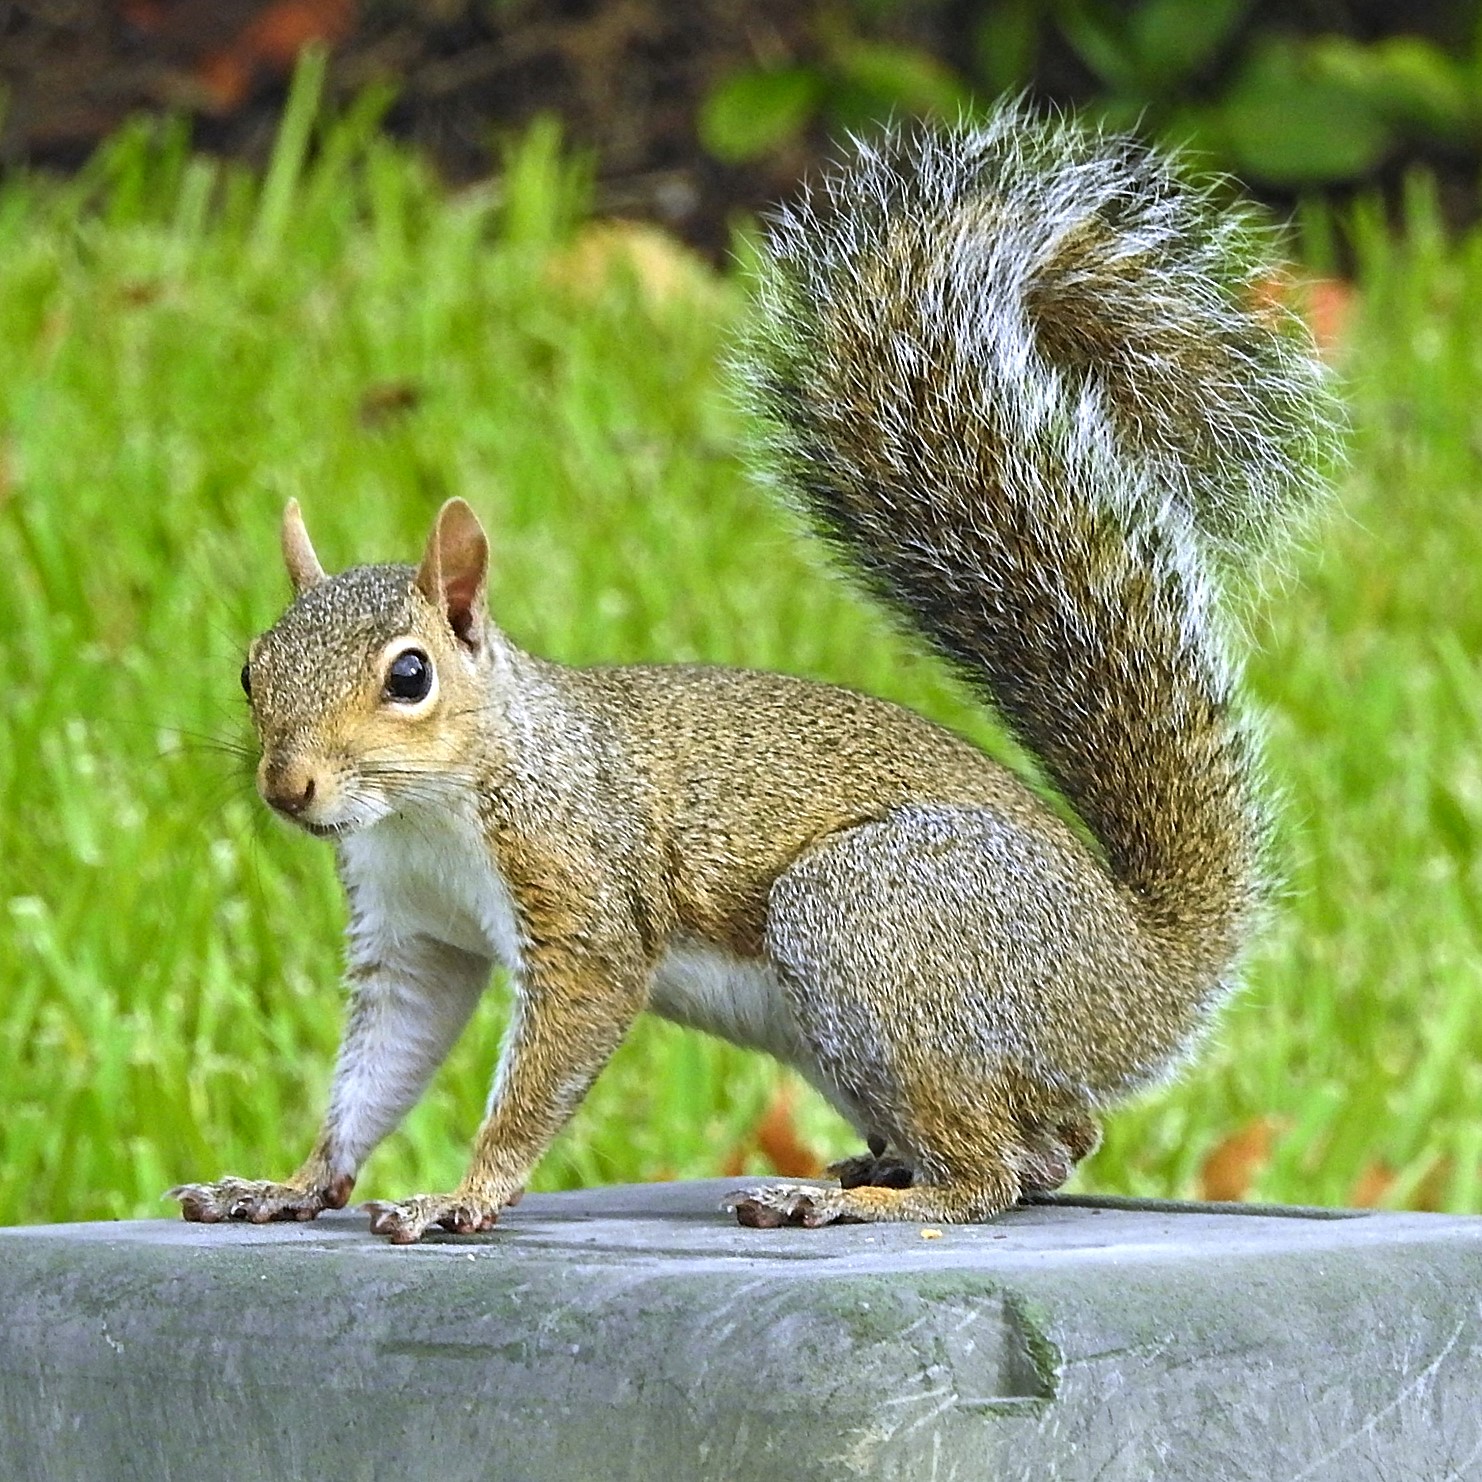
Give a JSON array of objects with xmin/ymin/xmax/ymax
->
[
  {"xmin": 358, "ymin": 380, "xmax": 422, "ymax": 427},
  {"xmin": 1197, "ymin": 1116, "xmax": 1279, "ymax": 1202},
  {"xmin": 1350, "ymin": 1160, "xmax": 1396, "ymax": 1208},
  {"xmin": 195, "ymin": 0, "xmax": 357, "ymax": 112},
  {"xmin": 194, "ymin": 51, "xmax": 254, "ymax": 113},
  {"xmin": 119, "ymin": 281, "xmax": 163, "ymax": 308},
  {"xmin": 754, "ymin": 1084, "xmax": 823, "ymax": 1179},
  {"xmin": 120, "ymin": 1, "xmax": 169, "ymax": 31},
  {"xmin": 1352, "ymin": 1155, "xmax": 1451, "ymax": 1212},
  {"xmin": 1302, "ymin": 277, "xmax": 1356, "ymax": 355},
  {"xmin": 244, "ymin": 0, "xmax": 357, "ymax": 70},
  {"xmin": 1412, "ymin": 1157, "xmax": 1452, "ymax": 1213}
]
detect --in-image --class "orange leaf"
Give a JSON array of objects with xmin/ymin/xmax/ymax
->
[
  {"xmin": 755, "ymin": 1084, "xmax": 823, "ymax": 1178},
  {"xmin": 718, "ymin": 1083, "xmax": 828, "ymax": 1180},
  {"xmin": 1303, "ymin": 277, "xmax": 1356, "ymax": 355},
  {"xmin": 719, "ymin": 1147, "xmax": 749, "ymax": 1179},
  {"xmin": 1197, "ymin": 1116, "xmax": 1278, "ymax": 1202},
  {"xmin": 244, "ymin": 0, "xmax": 357, "ymax": 70},
  {"xmin": 1251, "ymin": 272, "xmax": 1353, "ymax": 359},
  {"xmin": 1353, "ymin": 1155, "xmax": 1452, "ymax": 1212},
  {"xmin": 1413, "ymin": 1157, "xmax": 1452, "ymax": 1213},
  {"xmin": 194, "ymin": 51, "xmax": 253, "ymax": 113},
  {"xmin": 1350, "ymin": 1160, "xmax": 1396, "ymax": 1208},
  {"xmin": 194, "ymin": 0, "xmax": 356, "ymax": 110}
]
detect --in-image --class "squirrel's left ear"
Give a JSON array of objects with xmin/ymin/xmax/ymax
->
[
  {"xmin": 416, "ymin": 498, "xmax": 489, "ymax": 651},
  {"xmin": 282, "ymin": 499, "xmax": 327, "ymax": 595}
]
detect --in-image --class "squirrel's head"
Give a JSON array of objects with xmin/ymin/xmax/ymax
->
[{"xmin": 242, "ymin": 498, "xmax": 499, "ymax": 839}]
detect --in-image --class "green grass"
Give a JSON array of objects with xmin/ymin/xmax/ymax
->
[{"xmin": 3, "ymin": 73, "xmax": 1481, "ymax": 1225}]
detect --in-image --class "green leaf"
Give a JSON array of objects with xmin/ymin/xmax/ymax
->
[
  {"xmin": 831, "ymin": 40, "xmax": 970, "ymax": 119},
  {"xmin": 975, "ymin": 0, "xmax": 1040, "ymax": 96},
  {"xmin": 1129, "ymin": 0, "xmax": 1251, "ymax": 89},
  {"xmin": 1220, "ymin": 39, "xmax": 1394, "ymax": 185},
  {"xmin": 1054, "ymin": 0, "xmax": 1139, "ymax": 94},
  {"xmin": 699, "ymin": 67, "xmax": 822, "ymax": 165},
  {"xmin": 1311, "ymin": 36, "xmax": 1474, "ymax": 139}
]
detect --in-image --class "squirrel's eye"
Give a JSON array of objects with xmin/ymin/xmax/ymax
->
[
  {"xmin": 385, "ymin": 649, "xmax": 433, "ymax": 704},
  {"xmin": 240, "ymin": 663, "xmax": 252, "ymax": 698}
]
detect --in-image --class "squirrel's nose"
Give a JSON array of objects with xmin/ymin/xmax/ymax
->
[{"xmin": 258, "ymin": 759, "xmax": 319, "ymax": 816}]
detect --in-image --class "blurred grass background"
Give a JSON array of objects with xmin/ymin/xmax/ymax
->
[{"xmin": 2, "ymin": 61, "xmax": 1481, "ymax": 1225}]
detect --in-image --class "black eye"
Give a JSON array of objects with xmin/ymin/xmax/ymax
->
[
  {"xmin": 240, "ymin": 663, "xmax": 252, "ymax": 698},
  {"xmin": 385, "ymin": 649, "xmax": 432, "ymax": 703}
]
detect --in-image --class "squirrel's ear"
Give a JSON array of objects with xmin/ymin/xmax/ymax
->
[
  {"xmin": 281, "ymin": 499, "xmax": 327, "ymax": 595},
  {"xmin": 416, "ymin": 498, "xmax": 489, "ymax": 651}
]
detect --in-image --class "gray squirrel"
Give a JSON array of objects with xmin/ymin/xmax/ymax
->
[{"xmin": 170, "ymin": 103, "xmax": 1338, "ymax": 1241}]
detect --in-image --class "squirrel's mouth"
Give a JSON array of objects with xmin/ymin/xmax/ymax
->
[
  {"xmin": 261, "ymin": 785, "xmax": 393, "ymax": 839},
  {"xmin": 297, "ymin": 818, "xmax": 353, "ymax": 840}
]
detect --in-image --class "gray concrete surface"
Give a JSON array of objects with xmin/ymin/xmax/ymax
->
[{"xmin": 1, "ymin": 1180, "xmax": 1480, "ymax": 1480}]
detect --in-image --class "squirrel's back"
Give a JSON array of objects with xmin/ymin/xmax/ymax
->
[{"xmin": 741, "ymin": 104, "xmax": 1339, "ymax": 978}]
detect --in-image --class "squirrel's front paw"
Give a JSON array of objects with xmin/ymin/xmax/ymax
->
[
  {"xmin": 363, "ymin": 1192, "xmax": 502, "ymax": 1245},
  {"xmin": 167, "ymin": 1174, "xmax": 354, "ymax": 1225}
]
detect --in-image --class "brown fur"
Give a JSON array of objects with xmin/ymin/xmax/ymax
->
[{"xmin": 170, "ymin": 111, "xmax": 1337, "ymax": 1241}]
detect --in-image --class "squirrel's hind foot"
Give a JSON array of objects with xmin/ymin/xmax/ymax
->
[
  {"xmin": 738, "ymin": 1109, "xmax": 1102, "ymax": 1227},
  {"xmin": 724, "ymin": 1172, "xmax": 1018, "ymax": 1228},
  {"xmin": 725, "ymin": 1183, "xmax": 860, "ymax": 1228},
  {"xmin": 167, "ymin": 1173, "xmax": 353, "ymax": 1225},
  {"xmin": 828, "ymin": 1150, "xmax": 915, "ymax": 1190}
]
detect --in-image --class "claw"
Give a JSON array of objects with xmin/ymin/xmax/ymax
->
[
  {"xmin": 166, "ymin": 1175, "xmax": 350, "ymax": 1226},
  {"xmin": 732, "ymin": 1197, "xmax": 787, "ymax": 1229},
  {"xmin": 362, "ymin": 1194, "xmax": 502, "ymax": 1245},
  {"xmin": 324, "ymin": 1173, "xmax": 355, "ymax": 1210},
  {"xmin": 365, "ymin": 1203, "xmax": 401, "ymax": 1237}
]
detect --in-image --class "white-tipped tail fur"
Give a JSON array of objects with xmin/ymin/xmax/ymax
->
[{"xmin": 740, "ymin": 102, "xmax": 1340, "ymax": 950}]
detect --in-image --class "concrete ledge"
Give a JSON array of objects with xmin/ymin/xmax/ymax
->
[{"xmin": 2, "ymin": 1180, "xmax": 1481, "ymax": 1480}]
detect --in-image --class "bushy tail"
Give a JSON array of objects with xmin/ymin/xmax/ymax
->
[{"xmin": 741, "ymin": 105, "xmax": 1339, "ymax": 958}]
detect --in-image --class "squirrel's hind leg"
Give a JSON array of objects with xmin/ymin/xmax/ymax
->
[
  {"xmin": 731, "ymin": 806, "xmax": 1102, "ymax": 1228},
  {"xmin": 825, "ymin": 1110, "xmax": 1100, "ymax": 1195},
  {"xmin": 828, "ymin": 1147, "xmax": 915, "ymax": 1189}
]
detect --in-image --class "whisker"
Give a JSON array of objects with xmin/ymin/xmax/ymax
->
[{"xmin": 166, "ymin": 736, "xmax": 257, "ymax": 763}]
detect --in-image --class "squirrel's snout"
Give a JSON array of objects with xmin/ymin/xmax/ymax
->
[{"xmin": 258, "ymin": 758, "xmax": 321, "ymax": 819}]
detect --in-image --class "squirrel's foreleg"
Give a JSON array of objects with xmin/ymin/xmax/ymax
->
[
  {"xmin": 366, "ymin": 935, "xmax": 650, "ymax": 1244},
  {"xmin": 171, "ymin": 935, "xmax": 491, "ymax": 1225}
]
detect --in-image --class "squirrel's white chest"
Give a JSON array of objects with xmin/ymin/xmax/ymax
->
[
  {"xmin": 339, "ymin": 816, "xmax": 805, "ymax": 1065},
  {"xmin": 339, "ymin": 811, "xmax": 520, "ymax": 967}
]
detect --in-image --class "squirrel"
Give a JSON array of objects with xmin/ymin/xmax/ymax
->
[{"xmin": 170, "ymin": 103, "xmax": 1337, "ymax": 1242}]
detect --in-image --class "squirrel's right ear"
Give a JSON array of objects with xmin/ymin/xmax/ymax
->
[
  {"xmin": 416, "ymin": 498, "xmax": 489, "ymax": 652},
  {"xmin": 281, "ymin": 499, "xmax": 327, "ymax": 595}
]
